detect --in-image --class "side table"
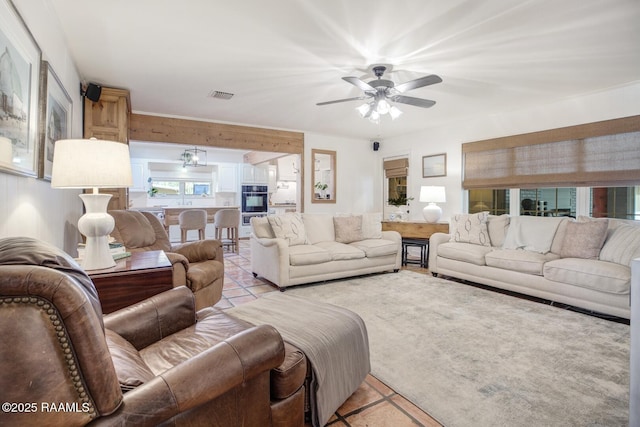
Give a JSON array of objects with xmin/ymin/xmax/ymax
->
[
  {"xmin": 87, "ymin": 250, "xmax": 173, "ymax": 314},
  {"xmin": 382, "ymin": 221, "xmax": 449, "ymax": 268}
]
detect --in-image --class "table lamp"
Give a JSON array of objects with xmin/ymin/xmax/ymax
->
[
  {"xmin": 420, "ymin": 186, "xmax": 446, "ymax": 223},
  {"xmin": 51, "ymin": 138, "xmax": 132, "ymax": 270}
]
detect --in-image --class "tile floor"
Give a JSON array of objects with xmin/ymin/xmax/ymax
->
[{"xmin": 214, "ymin": 240, "xmax": 442, "ymax": 427}]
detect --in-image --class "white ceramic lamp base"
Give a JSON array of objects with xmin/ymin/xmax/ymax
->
[
  {"xmin": 78, "ymin": 193, "xmax": 116, "ymax": 270},
  {"xmin": 422, "ymin": 203, "xmax": 442, "ymax": 223}
]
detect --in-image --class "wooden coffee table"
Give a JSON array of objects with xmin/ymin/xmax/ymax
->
[{"xmin": 87, "ymin": 250, "xmax": 173, "ymax": 314}]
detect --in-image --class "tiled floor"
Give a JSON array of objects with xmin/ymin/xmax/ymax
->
[{"xmin": 214, "ymin": 240, "xmax": 442, "ymax": 427}]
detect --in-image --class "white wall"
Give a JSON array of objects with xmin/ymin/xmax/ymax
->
[
  {"xmin": 379, "ymin": 82, "xmax": 640, "ymax": 222},
  {"xmin": 304, "ymin": 132, "xmax": 378, "ymax": 214},
  {"xmin": 0, "ymin": 0, "xmax": 84, "ymax": 254}
]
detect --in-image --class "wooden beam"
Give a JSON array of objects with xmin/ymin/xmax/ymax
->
[{"xmin": 130, "ymin": 113, "xmax": 304, "ymax": 154}]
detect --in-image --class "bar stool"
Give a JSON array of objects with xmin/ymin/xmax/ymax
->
[
  {"xmin": 401, "ymin": 238, "xmax": 428, "ymax": 268},
  {"xmin": 178, "ymin": 209, "xmax": 207, "ymax": 243},
  {"xmin": 214, "ymin": 209, "xmax": 240, "ymax": 253}
]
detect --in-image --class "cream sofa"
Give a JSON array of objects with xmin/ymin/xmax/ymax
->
[
  {"xmin": 428, "ymin": 213, "xmax": 640, "ymax": 319},
  {"xmin": 250, "ymin": 213, "xmax": 402, "ymax": 289}
]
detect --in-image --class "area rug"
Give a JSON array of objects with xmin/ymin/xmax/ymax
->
[{"xmin": 286, "ymin": 270, "xmax": 630, "ymax": 427}]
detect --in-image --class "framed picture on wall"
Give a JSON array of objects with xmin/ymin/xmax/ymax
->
[
  {"xmin": 0, "ymin": 0, "xmax": 42, "ymax": 177},
  {"xmin": 422, "ymin": 153, "xmax": 447, "ymax": 178},
  {"xmin": 38, "ymin": 61, "xmax": 72, "ymax": 180}
]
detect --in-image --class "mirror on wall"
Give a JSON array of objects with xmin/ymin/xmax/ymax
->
[{"xmin": 311, "ymin": 149, "xmax": 336, "ymax": 203}]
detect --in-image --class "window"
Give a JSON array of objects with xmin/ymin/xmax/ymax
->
[
  {"xmin": 149, "ymin": 180, "xmax": 211, "ymax": 197},
  {"xmin": 469, "ymin": 189, "xmax": 509, "ymax": 215},
  {"xmin": 383, "ymin": 158, "xmax": 410, "ymax": 207},
  {"xmin": 520, "ymin": 188, "xmax": 576, "ymax": 217},
  {"xmin": 590, "ymin": 186, "xmax": 639, "ymax": 220}
]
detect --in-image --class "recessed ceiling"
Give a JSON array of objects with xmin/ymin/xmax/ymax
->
[{"xmin": 49, "ymin": 0, "xmax": 640, "ymax": 140}]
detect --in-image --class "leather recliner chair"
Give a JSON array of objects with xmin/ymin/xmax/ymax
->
[
  {"xmin": 0, "ymin": 237, "xmax": 306, "ymax": 427},
  {"xmin": 109, "ymin": 209, "xmax": 223, "ymax": 310}
]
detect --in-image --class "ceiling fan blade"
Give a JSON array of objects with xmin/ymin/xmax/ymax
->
[
  {"xmin": 394, "ymin": 74, "xmax": 442, "ymax": 93},
  {"xmin": 316, "ymin": 96, "xmax": 365, "ymax": 106},
  {"xmin": 342, "ymin": 76, "xmax": 376, "ymax": 91},
  {"xmin": 391, "ymin": 95, "xmax": 436, "ymax": 108}
]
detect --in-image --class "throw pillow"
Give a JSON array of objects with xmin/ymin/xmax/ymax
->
[
  {"xmin": 361, "ymin": 213, "xmax": 383, "ymax": 239},
  {"xmin": 599, "ymin": 223, "xmax": 640, "ymax": 266},
  {"xmin": 449, "ymin": 212, "xmax": 491, "ymax": 246},
  {"xmin": 559, "ymin": 219, "xmax": 609, "ymax": 259},
  {"xmin": 334, "ymin": 215, "xmax": 364, "ymax": 244},
  {"xmin": 267, "ymin": 213, "xmax": 308, "ymax": 246}
]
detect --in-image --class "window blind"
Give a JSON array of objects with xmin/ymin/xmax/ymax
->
[
  {"xmin": 384, "ymin": 158, "xmax": 409, "ymax": 178},
  {"xmin": 462, "ymin": 116, "xmax": 640, "ymax": 189}
]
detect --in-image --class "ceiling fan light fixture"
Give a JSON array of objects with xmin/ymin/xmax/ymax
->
[
  {"xmin": 356, "ymin": 103, "xmax": 370, "ymax": 117},
  {"xmin": 389, "ymin": 105, "xmax": 403, "ymax": 120},
  {"xmin": 376, "ymin": 99, "xmax": 390, "ymax": 115}
]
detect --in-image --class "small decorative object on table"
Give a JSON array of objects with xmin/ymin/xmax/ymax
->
[{"xmin": 388, "ymin": 195, "xmax": 414, "ymax": 221}]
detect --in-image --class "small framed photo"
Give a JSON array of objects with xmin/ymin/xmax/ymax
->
[
  {"xmin": 38, "ymin": 61, "xmax": 72, "ymax": 180},
  {"xmin": 0, "ymin": 0, "xmax": 42, "ymax": 177},
  {"xmin": 422, "ymin": 153, "xmax": 447, "ymax": 178}
]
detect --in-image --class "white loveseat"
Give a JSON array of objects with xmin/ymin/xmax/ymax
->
[
  {"xmin": 250, "ymin": 213, "xmax": 402, "ymax": 289},
  {"xmin": 428, "ymin": 213, "xmax": 640, "ymax": 319}
]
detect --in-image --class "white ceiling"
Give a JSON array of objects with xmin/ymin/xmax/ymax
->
[{"xmin": 50, "ymin": 0, "xmax": 640, "ymax": 141}]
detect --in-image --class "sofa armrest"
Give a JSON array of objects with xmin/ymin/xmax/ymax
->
[
  {"xmin": 381, "ymin": 230, "xmax": 403, "ymax": 268},
  {"xmin": 250, "ymin": 235, "xmax": 291, "ymax": 287},
  {"xmin": 164, "ymin": 252, "xmax": 189, "ymax": 287},
  {"xmin": 103, "ymin": 287, "xmax": 197, "ymax": 350},
  {"xmin": 92, "ymin": 325, "xmax": 285, "ymax": 427},
  {"xmin": 428, "ymin": 232, "xmax": 451, "ymax": 274},
  {"xmin": 171, "ymin": 239, "xmax": 223, "ymax": 263}
]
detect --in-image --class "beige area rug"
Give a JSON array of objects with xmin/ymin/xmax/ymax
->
[{"xmin": 286, "ymin": 270, "xmax": 630, "ymax": 427}]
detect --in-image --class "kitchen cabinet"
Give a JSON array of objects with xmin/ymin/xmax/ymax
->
[
  {"xmin": 217, "ymin": 163, "xmax": 238, "ymax": 192},
  {"xmin": 277, "ymin": 155, "xmax": 298, "ymax": 181},
  {"xmin": 242, "ymin": 164, "xmax": 269, "ymax": 184},
  {"xmin": 268, "ymin": 165, "xmax": 277, "ymax": 192},
  {"xmin": 130, "ymin": 160, "xmax": 147, "ymax": 192}
]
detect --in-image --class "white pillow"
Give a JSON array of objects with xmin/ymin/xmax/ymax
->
[
  {"xmin": 361, "ymin": 212, "xmax": 383, "ymax": 239},
  {"xmin": 449, "ymin": 212, "xmax": 491, "ymax": 246},
  {"xmin": 267, "ymin": 213, "xmax": 308, "ymax": 246}
]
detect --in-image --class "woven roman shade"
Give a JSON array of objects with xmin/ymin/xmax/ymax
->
[
  {"xmin": 462, "ymin": 116, "xmax": 640, "ymax": 189},
  {"xmin": 384, "ymin": 158, "xmax": 408, "ymax": 178}
]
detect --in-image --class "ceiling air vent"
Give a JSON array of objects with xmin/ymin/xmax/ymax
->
[{"xmin": 208, "ymin": 90, "xmax": 234, "ymax": 100}]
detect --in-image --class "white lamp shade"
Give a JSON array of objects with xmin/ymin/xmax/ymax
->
[
  {"xmin": 419, "ymin": 186, "xmax": 446, "ymax": 203},
  {"xmin": 51, "ymin": 139, "xmax": 132, "ymax": 189}
]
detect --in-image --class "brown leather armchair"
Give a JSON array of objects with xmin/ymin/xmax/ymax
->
[
  {"xmin": 109, "ymin": 210, "xmax": 223, "ymax": 310},
  {"xmin": 0, "ymin": 237, "xmax": 306, "ymax": 427}
]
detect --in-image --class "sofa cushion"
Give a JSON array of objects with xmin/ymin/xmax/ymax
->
[
  {"xmin": 449, "ymin": 212, "xmax": 491, "ymax": 246},
  {"xmin": 361, "ymin": 213, "xmax": 383, "ymax": 239},
  {"xmin": 599, "ymin": 223, "xmax": 640, "ymax": 266},
  {"xmin": 268, "ymin": 213, "xmax": 308, "ymax": 246},
  {"xmin": 302, "ymin": 214, "xmax": 335, "ymax": 244},
  {"xmin": 334, "ymin": 216, "xmax": 364, "ymax": 243},
  {"xmin": 105, "ymin": 329, "xmax": 155, "ymax": 392},
  {"xmin": 487, "ymin": 214, "xmax": 510, "ymax": 248},
  {"xmin": 485, "ymin": 249, "xmax": 560, "ymax": 276},
  {"xmin": 288, "ymin": 245, "xmax": 332, "ymax": 266},
  {"xmin": 559, "ymin": 219, "xmax": 608, "ymax": 260},
  {"xmin": 349, "ymin": 239, "xmax": 398, "ymax": 258},
  {"xmin": 437, "ymin": 242, "xmax": 493, "ymax": 266},
  {"xmin": 315, "ymin": 241, "xmax": 365, "ymax": 261},
  {"xmin": 251, "ymin": 216, "xmax": 275, "ymax": 239},
  {"xmin": 543, "ymin": 258, "xmax": 630, "ymax": 294}
]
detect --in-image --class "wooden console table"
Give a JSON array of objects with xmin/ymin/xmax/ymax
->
[
  {"xmin": 382, "ymin": 221, "xmax": 449, "ymax": 268},
  {"xmin": 87, "ymin": 250, "xmax": 173, "ymax": 314},
  {"xmin": 382, "ymin": 221, "xmax": 449, "ymax": 239}
]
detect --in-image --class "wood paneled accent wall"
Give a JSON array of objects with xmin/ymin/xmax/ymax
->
[{"xmin": 130, "ymin": 114, "xmax": 304, "ymax": 154}]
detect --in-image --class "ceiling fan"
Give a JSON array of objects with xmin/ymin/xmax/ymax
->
[{"xmin": 317, "ymin": 65, "xmax": 442, "ymax": 120}]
